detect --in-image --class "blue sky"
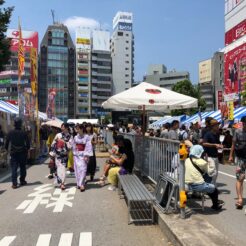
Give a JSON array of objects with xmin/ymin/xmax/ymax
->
[{"xmin": 5, "ymin": 0, "xmax": 225, "ymax": 83}]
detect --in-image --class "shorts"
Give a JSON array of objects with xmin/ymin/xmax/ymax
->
[{"xmin": 235, "ymin": 158, "xmax": 246, "ymax": 180}]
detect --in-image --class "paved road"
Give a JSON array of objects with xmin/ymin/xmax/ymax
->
[
  {"xmin": 0, "ymin": 158, "xmax": 169, "ymax": 246},
  {"xmin": 196, "ymin": 163, "xmax": 246, "ymax": 246}
]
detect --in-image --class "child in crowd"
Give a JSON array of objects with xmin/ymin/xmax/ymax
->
[{"xmin": 99, "ymin": 145, "xmax": 122, "ymax": 185}]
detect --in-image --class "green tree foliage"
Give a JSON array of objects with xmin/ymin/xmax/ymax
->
[
  {"xmin": 171, "ymin": 79, "xmax": 206, "ymax": 116},
  {"xmin": 0, "ymin": 0, "xmax": 14, "ymax": 72}
]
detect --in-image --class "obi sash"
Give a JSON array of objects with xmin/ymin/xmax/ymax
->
[
  {"xmin": 56, "ymin": 139, "xmax": 65, "ymax": 149},
  {"xmin": 76, "ymin": 143, "xmax": 85, "ymax": 151}
]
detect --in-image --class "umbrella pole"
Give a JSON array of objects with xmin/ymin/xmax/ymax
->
[{"xmin": 142, "ymin": 105, "xmax": 146, "ymax": 135}]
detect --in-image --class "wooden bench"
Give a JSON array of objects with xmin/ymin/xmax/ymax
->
[{"xmin": 118, "ymin": 174, "xmax": 155, "ymax": 224}]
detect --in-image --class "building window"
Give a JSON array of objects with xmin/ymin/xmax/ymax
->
[
  {"xmin": 125, "ymin": 61, "xmax": 129, "ymax": 64},
  {"xmin": 126, "ymin": 40, "xmax": 129, "ymax": 43},
  {"xmin": 126, "ymin": 54, "xmax": 129, "ymax": 57},
  {"xmin": 118, "ymin": 32, "xmax": 123, "ymax": 36},
  {"xmin": 125, "ymin": 67, "xmax": 129, "ymax": 70},
  {"xmin": 125, "ymin": 81, "xmax": 129, "ymax": 84},
  {"xmin": 125, "ymin": 74, "xmax": 129, "ymax": 77},
  {"xmin": 125, "ymin": 47, "xmax": 129, "ymax": 50},
  {"xmin": 126, "ymin": 33, "xmax": 129, "ymax": 37}
]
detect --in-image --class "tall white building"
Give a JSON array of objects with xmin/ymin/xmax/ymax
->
[
  {"xmin": 111, "ymin": 12, "xmax": 134, "ymax": 95},
  {"xmin": 75, "ymin": 28, "xmax": 112, "ymax": 118}
]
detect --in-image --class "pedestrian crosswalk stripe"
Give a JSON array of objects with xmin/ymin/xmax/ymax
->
[
  {"xmin": 0, "ymin": 232, "xmax": 92, "ymax": 245},
  {"xmin": 0, "ymin": 236, "xmax": 16, "ymax": 246},
  {"xmin": 36, "ymin": 234, "xmax": 51, "ymax": 246},
  {"xmin": 79, "ymin": 232, "xmax": 92, "ymax": 246},
  {"xmin": 58, "ymin": 233, "xmax": 73, "ymax": 246}
]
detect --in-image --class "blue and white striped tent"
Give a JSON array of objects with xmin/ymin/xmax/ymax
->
[
  {"xmin": 182, "ymin": 111, "xmax": 215, "ymax": 125},
  {"xmin": 149, "ymin": 115, "xmax": 187, "ymax": 128},
  {"xmin": 0, "ymin": 100, "xmax": 48, "ymax": 120},
  {"xmin": 0, "ymin": 100, "xmax": 18, "ymax": 114},
  {"xmin": 181, "ymin": 107, "xmax": 246, "ymax": 125},
  {"xmin": 212, "ymin": 107, "xmax": 246, "ymax": 122}
]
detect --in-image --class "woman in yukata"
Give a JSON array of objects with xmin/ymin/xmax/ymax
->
[
  {"xmin": 73, "ymin": 124, "xmax": 93, "ymax": 192},
  {"xmin": 85, "ymin": 123, "xmax": 97, "ymax": 181},
  {"xmin": 50, "ymin": 123, "xmax": 73, "ymax": 190}
]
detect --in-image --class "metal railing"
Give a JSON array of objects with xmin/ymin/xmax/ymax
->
[
  {"xmin": 105, "ymin": 131, "xmax": 180, "ymax": 184},
  {"xmin": 104, "ymin": 130, "xmax": 187, "ymax": 216}
]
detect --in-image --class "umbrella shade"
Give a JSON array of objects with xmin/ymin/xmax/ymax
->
[
  {"xmin": 102, "ymin": 82, "xmax": 198, "ymax": 111},
  {"xmin": 42, "ymin": 119, "xmax": 63, "ymax": 129}
]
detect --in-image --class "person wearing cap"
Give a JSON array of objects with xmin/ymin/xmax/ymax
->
[
  {"xmin": 185, "ymin": 145, "xmax": 224, "ymax": 210},
  {"xmin": 5, "ymin": 118, "xmax": 30, "ymax": 189},
  {"xmin": 229, "ymin": 115, "xmax": 246, "ymax": 209},
  {"xmin": 203, "ymin": 119, "xmax": 223, "ymax": 187}
]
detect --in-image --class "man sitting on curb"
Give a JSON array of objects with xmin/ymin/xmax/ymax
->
[{"xmin": 185, "ymin": 145, "xmax": 224, "ymax": 210}]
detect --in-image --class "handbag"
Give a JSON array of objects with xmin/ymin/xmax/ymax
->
[{"xmin": 48, "ymin": 158, "xmax": 55, "ymax": 169}]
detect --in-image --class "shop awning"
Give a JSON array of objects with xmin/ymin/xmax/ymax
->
[{"xmin": 0, "ymin": 100, "xmax": 48, "ymax": 120}]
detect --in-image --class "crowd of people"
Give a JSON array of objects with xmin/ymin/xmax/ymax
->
[
  {"xmin": 111, "ymin": 115, "xmax": 246, "ymax": 211},
  {"xmin": 2, "ymin": 113, "xmax": 246, "ymax": 211},
  {"xmin": 2, "ymin": 118, "xmax": 135, "ymax": 193}
]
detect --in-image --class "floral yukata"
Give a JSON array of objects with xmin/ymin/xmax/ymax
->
[
  {"xmin": 51, "ymin": 132, "xmax": 73, "ymax": 184},
  {"xmin": 73, "ymin": 134, "xmax": 93, "ymax": 187}
]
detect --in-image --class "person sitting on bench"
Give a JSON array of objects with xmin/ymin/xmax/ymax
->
[
  {"xmin": 99, "ymin": 145, "xmax": 122, "ymax": 186},
  {"xmin": 107, "ymin": 138, "xmax": 134, "ymax": 191},
  {"xmin": 185, "ymin": 145, "xmax": 225, "ymax": 210}
]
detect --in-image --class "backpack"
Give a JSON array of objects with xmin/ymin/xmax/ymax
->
[{"xmin": 179, "ymin": 131, "xmax": 186, "ymax": 141}]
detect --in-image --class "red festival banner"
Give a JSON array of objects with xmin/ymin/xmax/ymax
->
[{"xmin": 224, "ymin": 42, "xmax": 246, "ymax": 96}]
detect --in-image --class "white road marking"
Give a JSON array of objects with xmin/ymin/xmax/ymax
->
[
  {"xmin": 36, "ymin": 234, "xmax": 51, "ymax": 246},
  {"xmin": 219, "ymin": 171, "xmax": 246, "ymax": 182},
  {"xmin": 218, "ymin": 171, "xmax": 236, "ymax": 179},
  {"xmin": 0, "ymin": 232, "xmax": 92, "ymax": 246},
  {"xmin": 0, "ymin": 236, "xmax": 16, "ymax": 246},
  {"xmin": 79, "ymin": 232, "xmax": 92, "ymax": 246},
  {"xmin": 16, "ymin": 200, "xmax": 32, "ymax": 210},
  {"xmin": 58, "ymin": 233, "xmax": 73, "ymax": 246},
  {"xmin": 16, "ymin": 184, "xmax": 76, "ymax": 214}
]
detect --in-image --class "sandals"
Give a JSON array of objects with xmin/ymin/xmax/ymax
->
[
  {"xmin": 235, "ymin": 201, "xmax": 243, "ymax": 209},
  {"xmin": 60, "ymin": 184, "xmax": 66, "ymax": 190},
  {"xmin": 80, "ymin": 186, "xmax": 85, "ymax": 192}
]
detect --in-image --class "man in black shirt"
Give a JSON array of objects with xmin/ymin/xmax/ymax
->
[
  {"xmin": 203, "ymin": 119, "xmax": 223, "ymax": 187},
  {"xmin": 5, "ymin": 118, "xmax": 30, "ymax": 189}
]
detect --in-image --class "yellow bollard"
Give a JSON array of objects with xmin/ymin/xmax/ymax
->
[{"xmin": 180, "ymin": 190, "xmax": 187, "ymax": 208}]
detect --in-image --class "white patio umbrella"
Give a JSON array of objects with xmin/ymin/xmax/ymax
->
[
  {"xmin": 41, "ymin": 119, "xmax": 64, "ymax": 129},
  {"xmin": 102, "ymin": 82, "xmax": 198, "ymax": 132},
  {"xmin": 102, "ymin": 82, "xmax": 197, "ymax": 111}
]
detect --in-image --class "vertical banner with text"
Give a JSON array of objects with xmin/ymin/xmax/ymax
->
[
  {"xmin": 18, "ymin": 19, "xmax": 25, "ymax": 118},
  {"xmin": 30, "ymin": 48, "xmax": 38, "ymax": 120},
  {"xmin": 228, "ymin": 101, "xmax": 234, "ymax": 120}
]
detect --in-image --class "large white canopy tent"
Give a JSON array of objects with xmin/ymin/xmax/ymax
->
[
  {"xmin": 102, "ymin": 82, "xmax": 198, "ymax": 132},
  {"xmin": 102, "ymin": 82, "xmax": 198, "ymax": 111}
]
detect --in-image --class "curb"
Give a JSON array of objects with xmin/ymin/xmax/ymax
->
[{"xmin": 155, "ymin": 205, "xmax": 235, "ymax": 246}]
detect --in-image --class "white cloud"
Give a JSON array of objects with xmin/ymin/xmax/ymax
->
[{"xmin": 63, "ymin": 16, "xmax": 110, "ymax": 33}]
